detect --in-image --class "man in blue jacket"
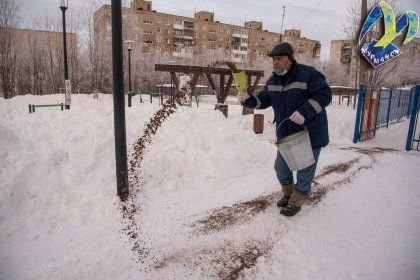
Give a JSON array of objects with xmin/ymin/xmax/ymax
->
[{"xmin": 239, "ymin": 42, "xmax": 332, "ymax": 216}]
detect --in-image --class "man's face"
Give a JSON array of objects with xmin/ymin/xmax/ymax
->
[{"xmin": 272, "ymin": 56, "xmax": 291, "ymax": 73}]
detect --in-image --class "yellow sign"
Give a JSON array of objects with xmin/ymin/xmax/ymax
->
[{"xmin": 232, "ymin": 71, "xmax": 248, "ymax": 91}]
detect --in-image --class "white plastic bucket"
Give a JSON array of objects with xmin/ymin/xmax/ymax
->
[{"xmin": 275, "ymin": 118, "xmax": 315, "ymax": 171}]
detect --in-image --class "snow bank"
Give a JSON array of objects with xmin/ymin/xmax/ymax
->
[{"xmin": 1, "ymin": 94, "xmax": 419, "ymax": 280}]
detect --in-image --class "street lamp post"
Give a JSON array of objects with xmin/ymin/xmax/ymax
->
[
  {"xmin": 125, "ymin": 40, "xmax": 134, "ymax": 107},
  {"xmin": 111, "ymin": 0, "xmax": 128, "ymax": 200},
  {"xmin": 59, "ymin": 0, "xmax": 70, "ymax": 109}
]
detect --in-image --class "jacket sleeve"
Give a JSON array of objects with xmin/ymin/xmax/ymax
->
[
  {"xmin": 297, "ymin": 69, "xmax": 332, "ymax": 121},
  {"xmin": 241, "ymin": 85, "xmax": 272, "ymax": 110}
]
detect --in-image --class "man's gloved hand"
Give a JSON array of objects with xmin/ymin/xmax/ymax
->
[
  {"xmin": 238, "ymin": 90, "xmax": 250, "ymax": 103},
  {"xmin": 290, "ymin": 111, "xmax": 305, "ymax": 125}
]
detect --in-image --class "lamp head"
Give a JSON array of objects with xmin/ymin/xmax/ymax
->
[
  {"xmin": 60, "ymin": 0, "xmax": 68, "ymax": 9},
  {"xmin": 124, "ymin": 40, "xmax": 134, "ymax": 50}
]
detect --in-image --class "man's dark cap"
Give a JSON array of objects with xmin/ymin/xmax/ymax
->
[{"xmin": 268, "ymin": 42, "xmax": 294, "ymax": 61}]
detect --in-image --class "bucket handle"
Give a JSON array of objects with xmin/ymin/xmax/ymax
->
[{"xmin": 275, "ymin": 118, "xmax": 308, "ymax": 142}]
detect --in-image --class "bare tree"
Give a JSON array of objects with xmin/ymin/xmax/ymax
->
[
  {"xmin": 29, "ymin": 15, "xmax": 65, "ymax": 94},
  {"xmin": 0, "ymin": 0, "xmax": 20, "ymax": 98},
  {"xmin": 321, "ymin": 61, "xmax": 350, "ymax": 87},
  {"xmin": 380, "ymin": 54, "xmax": 420, "ymax": 88},
  {"xmin": 296, "ymin": 53, "xmax": 321, "ymax": 69},
  {"xmin": 77, "ymin": 0, "xmax": 110, "ymax": 93}
]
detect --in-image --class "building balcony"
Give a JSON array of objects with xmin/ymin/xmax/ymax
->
[
  {"xmin": 232, "ymin": 32, "xmax": 248, "ymax": 39},
  {"xmin": 172, "ymin": 48, "xmax": 194, "ymax": 58},
  {"xmin": 232, "ymin": 49, "xmax": 247, "ymax": 54},
  {"xmin": 173, "ymin": 23, "xmax": 183, "ymax": 30},
  {"xmin": 173, "ymin": 34, "xmax": 194, "ymax": 40},
  {"xmin": 183, "ymin": 21, "xmax": 194, "ymax": 29},
  {"xmin": 230, "ymin": 54, "xmax": 247, "ymax": 63}
]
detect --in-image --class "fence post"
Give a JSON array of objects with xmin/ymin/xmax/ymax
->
[
  {"xmin": 353, "ymin": 84, "xmax": 365, "ymax": 143},
  {"xmin": 129, "ymin": 93, "xmax": 133, "ymax": 107},
  {"xmin": 407, "ymin": 87, "xmax": 413, "ymax": 117},
  {"xmin": 28, "ymin": 104, "xmax": 32, "ymax": 114},
  {"xmin": 386, "ymin": 89, "xmax": 393, "ymax": 129},
  {"xmin": 405, "ymin": 85, "xmax": 420, "ymax": 151}
]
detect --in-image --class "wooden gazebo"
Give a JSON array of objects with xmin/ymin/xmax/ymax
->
[{"xmin": 155, "ymin": 64, "xmax": 264, "ymax": 106}]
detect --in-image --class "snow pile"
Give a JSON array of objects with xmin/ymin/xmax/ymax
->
[{"xmin": 1, "ymin": 94, "xmax": 419, "ymax": 280}]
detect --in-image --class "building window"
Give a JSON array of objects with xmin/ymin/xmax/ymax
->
[
  {"xmin": 143, "ymin": 30, "xmax": 152, "ymax": 34},
  {"xmin": 184, "ymin": 30, "xmax": 194, "ymax": 37},
  {"xmin": 156, "ymin": 27, "xmax": 161, "ymax": 33},
  {"xmin": 143, "ymin": 20, "xmax": 152, "ymax": 24},
  {"xmin": 184, "ymin": 21, "xmax": 194, "ymax": 28}
]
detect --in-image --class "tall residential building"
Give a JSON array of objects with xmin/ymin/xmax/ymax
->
[
  {"xmin": 93, "ymin": 0, "xmax": 321, "ymax": 65},
  {"xmin": 330, "ymin": 39, "xmax": 353, "ymax": 66},
  {"xmin": 282, "ymin": 29, "xmax": 321, "ymax": 58},
  {"xmin": 0, "ymin": 27, "xmax": 77, "ymax": 96},
  {"xmin": 1, "ymin": 27, "xmax": 77, "ymax": 61}
]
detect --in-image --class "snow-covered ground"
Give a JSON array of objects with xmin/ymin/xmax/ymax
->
[{"xmin": 1, "ymin": 94, "xmax": 419, "ymax": 280}]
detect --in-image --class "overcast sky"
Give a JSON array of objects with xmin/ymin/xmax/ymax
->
[{"xmin": 18, "ymin": 0, "xmax": 420, "ymax": 60}]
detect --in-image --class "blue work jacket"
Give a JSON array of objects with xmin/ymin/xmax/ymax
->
[{"xmin": 242, "ymin": 61, "xmax": 332, "ymax": 148}]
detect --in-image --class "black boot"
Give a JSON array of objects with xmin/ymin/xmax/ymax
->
[
  {"xmin": 277, "ymin": 182, "xmax": 294, "ymax": 208},
  {"xmin": 276, "ymin": 195, "xmax": 291, "ymax": 208},
  {"xmin": 280, "ymin": 204, "xmax": 301, "ymax": 217}
]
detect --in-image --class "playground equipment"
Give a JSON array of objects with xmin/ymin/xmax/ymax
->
[
  {"xmin": 155, "ymin": 64, "xmax": 264, "ymax": 117},
  {"xmin": 125, "ymin": 91, "xmax": 143, "ymax": 107},
  {"xmin": 28, "ymin": 103, "xmax": 64, "ymax": 113}
]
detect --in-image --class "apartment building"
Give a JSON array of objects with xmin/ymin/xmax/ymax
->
[
  {"xmin": 2, "ymin": 27, "xmax": 77, "ymax": 58},
  {"xmin": 0, "ymin": 27, "xmax": 77, "ymax": 96},
  {"xmin": 330, "ymin": 39, "xmax": 353, "ymax": 66},
  {"xmin": 93, "ymin": 0, "xmax": 321, "ymax": 65},
  {"xmin": 282, "ymin": 29, "xmax": 321, "ymax": 58}
]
